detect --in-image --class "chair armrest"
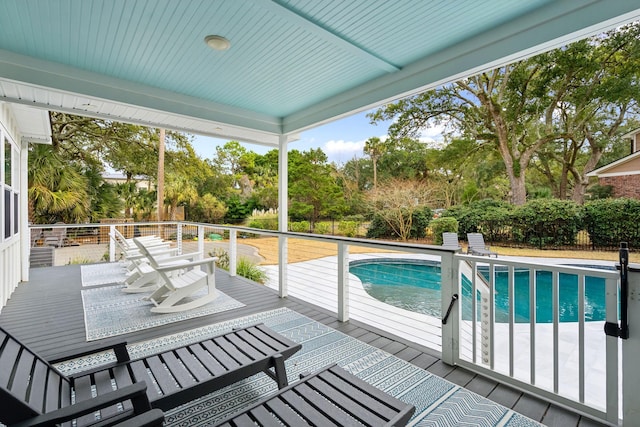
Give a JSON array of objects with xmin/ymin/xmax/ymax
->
[
  {"xmin": 144, "ymin": 248, "xmax": 180, "ymax": 257},
  {"xmin": 9, "ymin": 382, "xmax": 152, "ymax": 427},
  {"xmin": 48, "ymin": 341, "xmax": 130, "ymax": 364},
  {"xmin": 156, "ymin": 257, "xmax": 218, "ymax": 273},
  {"xmin": 155, "ymin": 251, "xmax": 204, "ymax": 264}
]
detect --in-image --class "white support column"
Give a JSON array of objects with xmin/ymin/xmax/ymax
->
[
  {"xmin": 337, "ymin": 242, "xmax": 349, "ymax": 321},
  {"xmin": 229, "ymin": 229, "xmax": 237, "ymax": 277},
  {"xmin": 109, "ymin": 225, "xmax": 116, "ymax": 262},
  {"xmin": 278, "ymin": 135, "xmax": 289, "ymax": 298},
  {"xmin": 440, "ymin": 251, "xmax": 460, "ymax": 365},
  {"xmin": 623, "ymin": 264, "xmax": 640, "ymax": 424},
  {"xmin": 19, "ymin": 140, "xmax": 29, "ymax": 281},
  {"xmin": 197, "ymin": 225, "xmax": 204, "ymax": 258}
]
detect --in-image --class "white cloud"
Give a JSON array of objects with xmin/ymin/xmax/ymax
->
[{"xmin": 322, "ymin": 139, "xmax": 366, "ymax": 163}]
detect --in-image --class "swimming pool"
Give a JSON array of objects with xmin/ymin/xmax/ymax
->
[{"xmin": 349, "ymin": 259, "xmax": 609, "ymax": 323}]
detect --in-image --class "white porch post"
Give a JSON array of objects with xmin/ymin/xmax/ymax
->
[
  {"xmin": 440, "ymin": 251, "xmax": 460, "ymax": 365},
  {"xmin": 337, "ymin": 242, "xmax": 349, "ymax": 321},
  {"xmin": 19, "ymin": 139, "xmax": 29, "ymax": 281},
  {"xmin": 278, "ymin": 135, "xmax": 288, "ymax": 298},
  {"xmin": 109, "ymin": 225, "xmax": 116, "ymax": 262},
  {"xmin": 197, "ymin": 225, "xmax": 204, "ymax": 257},
  {"xmin": 623, "ymin": 264, "xmax": 640, "ymax": 424}
]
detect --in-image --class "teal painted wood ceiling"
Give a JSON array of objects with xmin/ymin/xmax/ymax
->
[{"xmin": 0, "ymin": 0, "xmax": 639, "ymax": 142}]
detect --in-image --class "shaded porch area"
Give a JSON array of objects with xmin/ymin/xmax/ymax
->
[{"xmin": 0, "ymin": 265, "xmax": 604, "ymax": 426}]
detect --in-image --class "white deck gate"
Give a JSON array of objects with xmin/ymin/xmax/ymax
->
[{"xmin": 446, "ymin": 254, "xmax": 625, "ymax": 425}]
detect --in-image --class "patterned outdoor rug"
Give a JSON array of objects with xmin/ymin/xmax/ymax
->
[
  {"xmin": 81, "ymin": 284, "xmax": 245, "ymax": 341},
  {"xmin": 80, "ymin": 262, "xmax": 128, "ymax": 287},
  {"xmin": 58, "ymin": 308, "xmax": 542, "ymax": 426}
]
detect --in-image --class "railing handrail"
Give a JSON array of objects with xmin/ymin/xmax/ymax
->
[
  {"xmin": 29, "ymin": 220, "xmax": 460, "ymax": 256},
  {"xmin": 456, "ymin": 253, "xmax": 618, "ymax": 279}
]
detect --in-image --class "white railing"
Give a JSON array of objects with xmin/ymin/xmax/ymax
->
[
  {"xmin": 449, "ymin": 254, "xmax": 621, "ymax": 425},
  {"xmin": 26, "ymin": 221, "xmax": 636, "ymax": 425}
]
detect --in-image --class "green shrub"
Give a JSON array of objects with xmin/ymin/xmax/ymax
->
[
  {"xmin": 289, "ymin": 221, "xmax": 310, "ymax": 232},
  {"xmin": 248, "ymin": 218, "xmax": 278, "ymax": 230},
  {"xmin": 237, "ymin": 257, "xmax": 268, "ymax": 284},
  {"xmin": 209, "ymin": 249, "xmax": 267, "ymax": 283},
  {"xmin": 586, "ymin": 184, "xmax": 613, "ymax": 200},
  {"xmin": 430, "ymin": 217, "xmax": 459, "ymax": 245},
  {"xmin": 338, "ymin": 221, "xmax": 358, "ymax": 237},
  {"xmin": 314, "ymin": 222, "xmax": 331, "ymax": 235},
  {"xmin": 411, "ymin": 208, "xmax": 432, "ymax": 239},
  {"xmin": 365, "ymin": 215, "xmax": 391, "ymax": 239},
  {"xmin": 512, "ymin": 199, "xmax": 581, "ymax": 247},
  {"xmin": 582, "ymin": 198, "xmax": 640, "ymax": 249}
]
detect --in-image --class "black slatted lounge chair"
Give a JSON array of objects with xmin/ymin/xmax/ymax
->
[
  {"xmin": 0, "ymin": 328, "xmax": 163, "ymax": 427},
  {"xmin": 1, "ymin": 323, "xmax": 301, "ymax": 426},
  {"xmin": 213, "ymin": 364, "xmax": 416, "ymax": 427},
  {"xmin": 467, "ymin": 232, "xmax": 498, "ymax": 257}
]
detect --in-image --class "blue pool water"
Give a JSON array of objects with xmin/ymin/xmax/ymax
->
[{"xmin": 349, "ymin": 260, "xmax": 609, "ymax": 323}]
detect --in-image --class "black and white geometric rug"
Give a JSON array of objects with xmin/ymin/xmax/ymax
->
[
  {"xmin": 81, "ymin": 284, "xmax": 245, "ymax": 341},
  {"xmin": 58, "ymin": 308, "xmax": 542, "ymax": 426}
]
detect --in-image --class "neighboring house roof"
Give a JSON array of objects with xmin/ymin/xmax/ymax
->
[
  {"xmin": 102, "ymin": 173, "xmax": 149, "ymax": 181},
  {"xmin": 587, "ymin": 150, "xmax": 640, "ymax": 177}
]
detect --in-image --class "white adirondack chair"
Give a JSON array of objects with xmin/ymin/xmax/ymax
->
[
  {"xmin": 112, "ymin": 231, "xmax": 177, "ymax": 293},
  {"xmin": 145, "ymin": 257, "xmax": 219, "ymax": 313},
  {"xmin": 133, "ymin": 238, "xmax": 218, "ymax": 313},
  {"xmin": 111, "ymin": 229, "xmax": 168, "ymax": 270}
]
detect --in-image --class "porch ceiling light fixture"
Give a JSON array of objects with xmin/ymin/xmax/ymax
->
[{"xmin": 204, "ymin": 35, "xmax": 231, "ymax": 51}]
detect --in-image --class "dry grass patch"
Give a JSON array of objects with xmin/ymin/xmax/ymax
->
[
  {"xmin": 244, "ymin": 237, "xmax": 640, "ymax": 264},
  {"xmin": 244, "ymin": 237, "xmax": 397, "ymax": 265}
]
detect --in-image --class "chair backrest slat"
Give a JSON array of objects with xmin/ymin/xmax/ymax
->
[
  {"xmin": 0, "ymin": 330, "xmax": 21, "ymax": 388},
  {"xmin": 0, "ymin": 327, "xmax": 71, "ymax": 424},
  {"xmin": 467, "ymin": 233, "xmax": 485, "ymax": 248},
  {"xmin": 442, "ymin": 232, "xmax": 459, "ymax": 248}
]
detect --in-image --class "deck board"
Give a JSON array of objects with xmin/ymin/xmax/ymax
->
[{"xmin": 0, "ymin": 264, "xmax": 607, "ymax": 427}]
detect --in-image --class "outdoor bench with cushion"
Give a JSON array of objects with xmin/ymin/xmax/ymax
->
[
  {"xmin": 213, "ymin": 363, "xmax": 416, "ymax": 427},
  {"xmin": 0, "ymin": 323, "xmax": 301, "ymax": 426}
]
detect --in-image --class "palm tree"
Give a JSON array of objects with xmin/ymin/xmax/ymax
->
[
  {"xmin": 164, "ymin": 172, "xmax": 198, "ymax": 220},
  {"xmin": 363, "ymin": 137, "xmax": 386, "ymax": 192},
  {"xmin": 28, "ymin": 144, "xmax": 90, "ymax": 223}
]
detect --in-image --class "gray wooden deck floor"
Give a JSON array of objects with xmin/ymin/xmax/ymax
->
[{"xmin": 0, "ymin": 264, "xmax": 605, "ymax": 427}]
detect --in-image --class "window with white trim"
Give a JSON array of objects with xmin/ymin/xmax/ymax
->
[{"xmin": 2, "ymin": 132, "xmax": 19, "ymax": 241}]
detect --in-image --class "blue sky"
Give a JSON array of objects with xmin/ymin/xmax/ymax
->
[
  {"xmin": 191, "ymin": 109, "xmax": 387, "ymax": 164},
  {"xmin": 190, "ymin": 108, "xmax": 445, "ymax": 164}
]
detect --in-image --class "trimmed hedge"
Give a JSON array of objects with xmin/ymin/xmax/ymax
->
[
  {"xmin": 442, "ymin": 197, "xmax": 640, "ymax": 250},
  {"xmin": 512, "ymin": 199, "xmax": 581, "ymax": 248},
  {"xmin": 582, "ymin": 198, "xmax": 640, "ymax": 249}
]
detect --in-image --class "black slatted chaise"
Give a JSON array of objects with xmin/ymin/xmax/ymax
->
[
  {"xmin": 213, "ymin": 363, "xmax": 416, "ymax": 427},
  {"xmin": 1, "ymin": 323, "xmax": 301, "ymax": 426}
]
